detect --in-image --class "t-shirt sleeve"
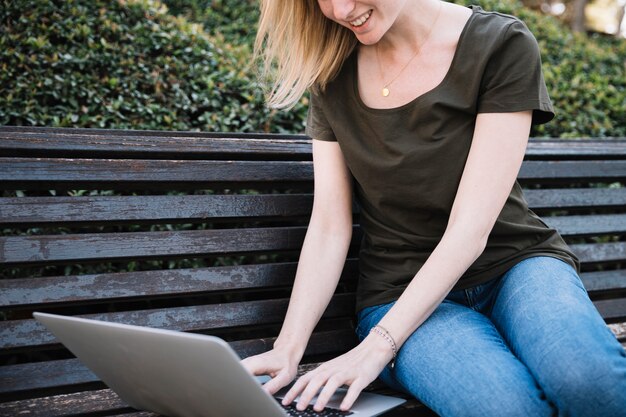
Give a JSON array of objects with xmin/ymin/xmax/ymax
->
[
  {"xmin": 477, "ymin": 20, "xmax": 555, "ymax": 125},
  {"xmin": 305, "ymin": 90, "xmax": 337, "ymax": 141}
]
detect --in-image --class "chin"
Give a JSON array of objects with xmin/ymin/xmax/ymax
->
[{"xmin": 355, "ymin": 33, "xmax": 383, "ymax": 46}]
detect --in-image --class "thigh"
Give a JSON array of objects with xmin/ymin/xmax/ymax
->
[
  {"xmin": 490, "ymin": 256, "xmax": 626, "ymax": 417},
  {"xmin": 357, "ymin": 300, "xmax": 554, "ymax": 417}
]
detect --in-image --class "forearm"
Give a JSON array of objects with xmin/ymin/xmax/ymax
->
[
  {"xmin": 373, "ymin": 112, "xmax": 532, "ymax": 349},
  {"xmin": 274, "ymin": 221, "xmax": 352, "ymax": 359},
  {"xmin": 375, "ymin": 225, "xmax": 487, "ymax": 349}
]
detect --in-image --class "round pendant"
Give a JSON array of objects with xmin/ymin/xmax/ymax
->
[{"xmin": 382, "ymin": 87, "xmax": 390, "ymax": 97}]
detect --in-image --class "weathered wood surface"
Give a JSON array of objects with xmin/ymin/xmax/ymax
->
[
  {"xmin": 571, "ymin": 242, "xmax": 626, "ymax": 264},
  {"xmin": 1, "ymin": 126, "xmax": 625, "ymax": 160},
  {"xmin": 0, "ymin": 376, "xmax": 436, "ymax": 417},
  {"xmin": 580, "ymin": 270, "xmax": 626, "ymax": 292},
  {"xmin": 544, "ymin": 214, "xmax": 626, "ymax": 236},
  {"xmin": 594, "ymin": 299, "xmax": 626, "ymax": 321},
  {"xmin": 1, "ymin": 128, "xmax": 624, "ymax": 416},
  {"xmin": 0, "ymin": 220, "xmax": 623, "ymax": 267},
  {"xmin": 523, "ymin": 188, "xmax": 626, "ymax": 209},
  {"xmin": 3, "ymin": 158, "xmax": 626, "ymax": 189},
  {"xmin": 518, "ymin": 160, "xmax": 626, "ymax": 180},
  {"xmin": 1, "ymin": 329, "xmax": 358, "ymax": 396},
  {"xmin": 0, "ymin": 261, "xmax": 359, "ymax": 308},
  {"xmin": 0, "ymin": 158, "xmax": 314, "ymax": 189},
  {"xmin": 0, "ymin": 389, "xmax": 134, "ymax": 417},
  {"xmin": 2, "ymin": 262, "xmax": 622, "ymax": 311},
  {"xmin": 2, "ymin": 189, "xmax": 626, "ymax": 226},
  {"xmin": 524, "ymin": 138, "xmax": 626, "ymax": 158},
  {"xmin": 0, "ymin": 294, "xmax": 355, "ymax": 350},
  {"xmin": 2, "ymin": 287, "xmax": 623, "ymax": 353},
  {"xmin": 0, "ymin": 227, "xmax": 312, "ymax": 265},
  {"xmin": 0, "ymin": 194, "xmax": 316, "ymax": 225},
  {"xmin": 0, "ymin": 127, "xmax": 312, "ymax": 160},
  {"xmin": 2, "ymin": 318, "xmax": 624, "ymax": 398},
  {"xmin": 0, "ymin": 260, "xmax": 616, "ymax": 311}
]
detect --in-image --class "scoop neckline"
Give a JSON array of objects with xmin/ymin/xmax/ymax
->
[{"xmin": 352, "ymin": 5, "xmax": 481, "ymax": 114}]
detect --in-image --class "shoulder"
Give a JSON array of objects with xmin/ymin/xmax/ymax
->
[
  {"xmin": 469, "ymin": 6, "xmax": 537, "ymax": 45},
  {"xmin": 465, "ymin": 5, "xmax": 540, "ymax": 63},
  {"xmin": 469, "ymin": 5, "xmax": 527, "ymax": 31}
]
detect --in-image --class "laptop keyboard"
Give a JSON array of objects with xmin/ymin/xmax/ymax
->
[{"xmin": 278, "ymin": 399, "xmax": 354, "ymax": 416}]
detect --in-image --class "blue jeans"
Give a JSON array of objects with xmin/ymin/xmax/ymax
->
[{"xmin": 355, "ymin": 256, "xmax": 626, "ymax": 417}]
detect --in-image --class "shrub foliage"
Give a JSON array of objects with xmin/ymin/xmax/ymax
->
[
  {"xmin": 0, "ymin": 0, "xmax": 301, "ymax": 132},
  {"xmin": 0, "ymin": 0, "xmax": 624, "ymax": 136}
]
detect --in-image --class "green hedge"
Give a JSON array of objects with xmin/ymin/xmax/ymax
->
[
  {"xmin": 0, "ymin": 0, "xmax": 302, "ymax": 133},
  {"xmin": 455, "ymin": 0, "xmax": 626, "ymax": 137},
  {"xmin": 161, "ymin": 0, "xmax": 259, "ymax": 45},
  {"xmin": 1, "ymin": 0, "xmax": 624, "ymax": 136}
]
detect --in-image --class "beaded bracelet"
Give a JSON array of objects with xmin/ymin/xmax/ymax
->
[{"xmin": 370, "ymin": 324, "xmax": 397, "ymax": 369}]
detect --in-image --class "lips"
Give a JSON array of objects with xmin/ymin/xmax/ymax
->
[{"xmin": 350, "ymin": 10, "xmax": 372, "ymax": 27}]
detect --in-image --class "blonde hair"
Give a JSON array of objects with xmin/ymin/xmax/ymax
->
[{"xmin": 254, "ymin": 0, "xmax": 358, "ymax": 110}]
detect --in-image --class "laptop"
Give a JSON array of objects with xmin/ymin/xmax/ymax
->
[{"xmin": 33, "ymin": 312, "xmax": 406, "ymax": 416}]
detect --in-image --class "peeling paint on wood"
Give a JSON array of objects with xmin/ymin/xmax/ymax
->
[{"xmin": 1, "ymin": 127, "xmax": 625, "ymax": 416}]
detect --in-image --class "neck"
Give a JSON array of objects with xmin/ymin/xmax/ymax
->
[{"xmin": 377, "ymin": 0, "xmax": 444, "ymax": 57}]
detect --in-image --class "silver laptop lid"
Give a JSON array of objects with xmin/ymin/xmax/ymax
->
[
  {"xmin": 34, "ymin": 312, "xmax": 289, "ymax": 417},
  {"xmin": 33, "ymin": 312, "xmax": 406, "ymax": 417}
]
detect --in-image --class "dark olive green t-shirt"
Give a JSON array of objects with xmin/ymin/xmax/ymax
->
[{"xmin": 305, "ymin": 5, "xmax": 580, "ymax": 314}]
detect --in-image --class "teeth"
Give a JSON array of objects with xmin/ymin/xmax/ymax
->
[{"xmin": 350, "ymin": 10, "xmax": 371, "ymax": 27}]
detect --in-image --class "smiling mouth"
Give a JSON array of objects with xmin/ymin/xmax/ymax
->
[{"xmin": 350, "ymin": 10, "xmax": 372, "ymax": 27}]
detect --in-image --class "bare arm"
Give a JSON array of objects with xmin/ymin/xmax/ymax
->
[
  {"xmin": 375, "ymin": 110, "xmax": 533, "ymax": 348},
  {"xmin": 241, "ymin": 138, "xmax": 353, "ymax": 393},
  {"xmin": 283, "ymin": 110, "xmax": 534, "ymax": 412},
  {"xmin": 275, "ymin": 139, "xmax": 353, "ymax": 357}
]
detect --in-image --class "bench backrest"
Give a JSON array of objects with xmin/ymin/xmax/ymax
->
[{"xmin": 1, "ymin": 126, "xmax": 625, "ymax": 403}]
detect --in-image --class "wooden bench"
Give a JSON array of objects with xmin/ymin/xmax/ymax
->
[{"xmin": 0, "ymin": 125, "xmax": 625, "ymax": 416}]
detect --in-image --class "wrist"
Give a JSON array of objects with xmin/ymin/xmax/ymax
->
[
  {"xmin": 364, "ymin": 326, "xmax": 396, "ymax": 368},
  {"xmin": 273, "ymin": 336, "xmax": 306, "ymax": 361}
]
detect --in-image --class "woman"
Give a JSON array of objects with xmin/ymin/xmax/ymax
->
[{"xmin": 242, "ymin": 1, "xmax": 626, "ymax": 416}]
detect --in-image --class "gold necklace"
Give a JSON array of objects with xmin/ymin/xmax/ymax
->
[{"xmin": 376, "ymin": 2, "xmax": 443, "ymax": 97}]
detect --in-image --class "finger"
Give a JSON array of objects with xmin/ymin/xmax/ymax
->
[
  {"xmin": 313, "ymin": 376, "xmax": 343, "ymax": 412},
  {"xmin": 296, "ymin": 375, "xmax": 327, "ymax": 411},
  {"xmin": 263, "ymin": 370, "xmax": 292, "ymax": 396},
  {"xmin": 240, "ymin": 355, "xmax": 275, "ymax": 376},
  {"xmin": 281, "ymin": 374, "xmax": 310, "ymax": 405},
  {"xmin": 339, "ymin": 379, "xmax": 366, "ymax": 412}
]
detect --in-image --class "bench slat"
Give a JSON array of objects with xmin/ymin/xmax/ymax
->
[
  {"xmin": 594, "ymin": 298, "xmax": 626, "ymax": 321},
  {"xmin": 543, "ymin": 214, "xmax": 626, "ymax": 236},
  {"xmin": 0, "ymin": 262, "xmax": 619, "ymax": 310},
  {"xmin": 0, "ymin": 388, "xmax": 133, "ymax": 417},
  {"xmin": 571, "ymin": 242, "xmax": 626, "ymax": 263},
  {"xmin": 0, "ymin": 227, "xmax": 311, "ymax": 265},
  {"xmin": 523, "ymin": 188, "xmax": 626, "ymax": 210},
  {"xmin": 1, "ymin": 128, "xmax": 625, "ymax": 416},
  {"xmin": 519, "ymin": 160, "xmax": 626, "ymax": 180},
  {"xmin": 0, "ymin": 129, "xmax": 312, "ymax": 160},
  {"xmin": 0, "ymin": 294, "xmax": 355, "ymax": 350},
  {"xmin": 2, "ymin": 290, "xmax": 622, "ymax": 351},
  {"xmin": 0, "ymin": 261, "xmax": 359, "ymax": 309},
  {"xmin": 1, "ymin": 127, "xmax": 625, "ymax": 159},
  {"xmin": 2, "ymin": 158, "xmax": 626, "ymax": 190},
  {"xmin": 0, "ymin": 158, "xmax": 314, "ymax": 189},
  {"xmin": 524, "ymin": 139, "xmax": 626, "ymax": 159},
  {"xmin": 580, "ymin": 270, "xmax": 626, "ymax": 292},
  {"xmin": 2, "ymin": 188, "xmax": 625, "ymax": 226},
  {"xmin": 0, "ymin": 329, "xmax": 358, "ymax": 396},
  {"xmin": 2, "ymin": 224, "xmax": 625, "ymax": 266},
  {"xmin": 0, "ymin": 195, "xmax": 314, "ymax": 225}
]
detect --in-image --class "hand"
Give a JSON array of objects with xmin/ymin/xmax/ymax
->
[
  {"xmin": 240, "ymin": 345, "xmax": 301, "ymax": 396},
  {"xmin": 281, "ymin": 332, "xmax": 394, "ymax": 412}
]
